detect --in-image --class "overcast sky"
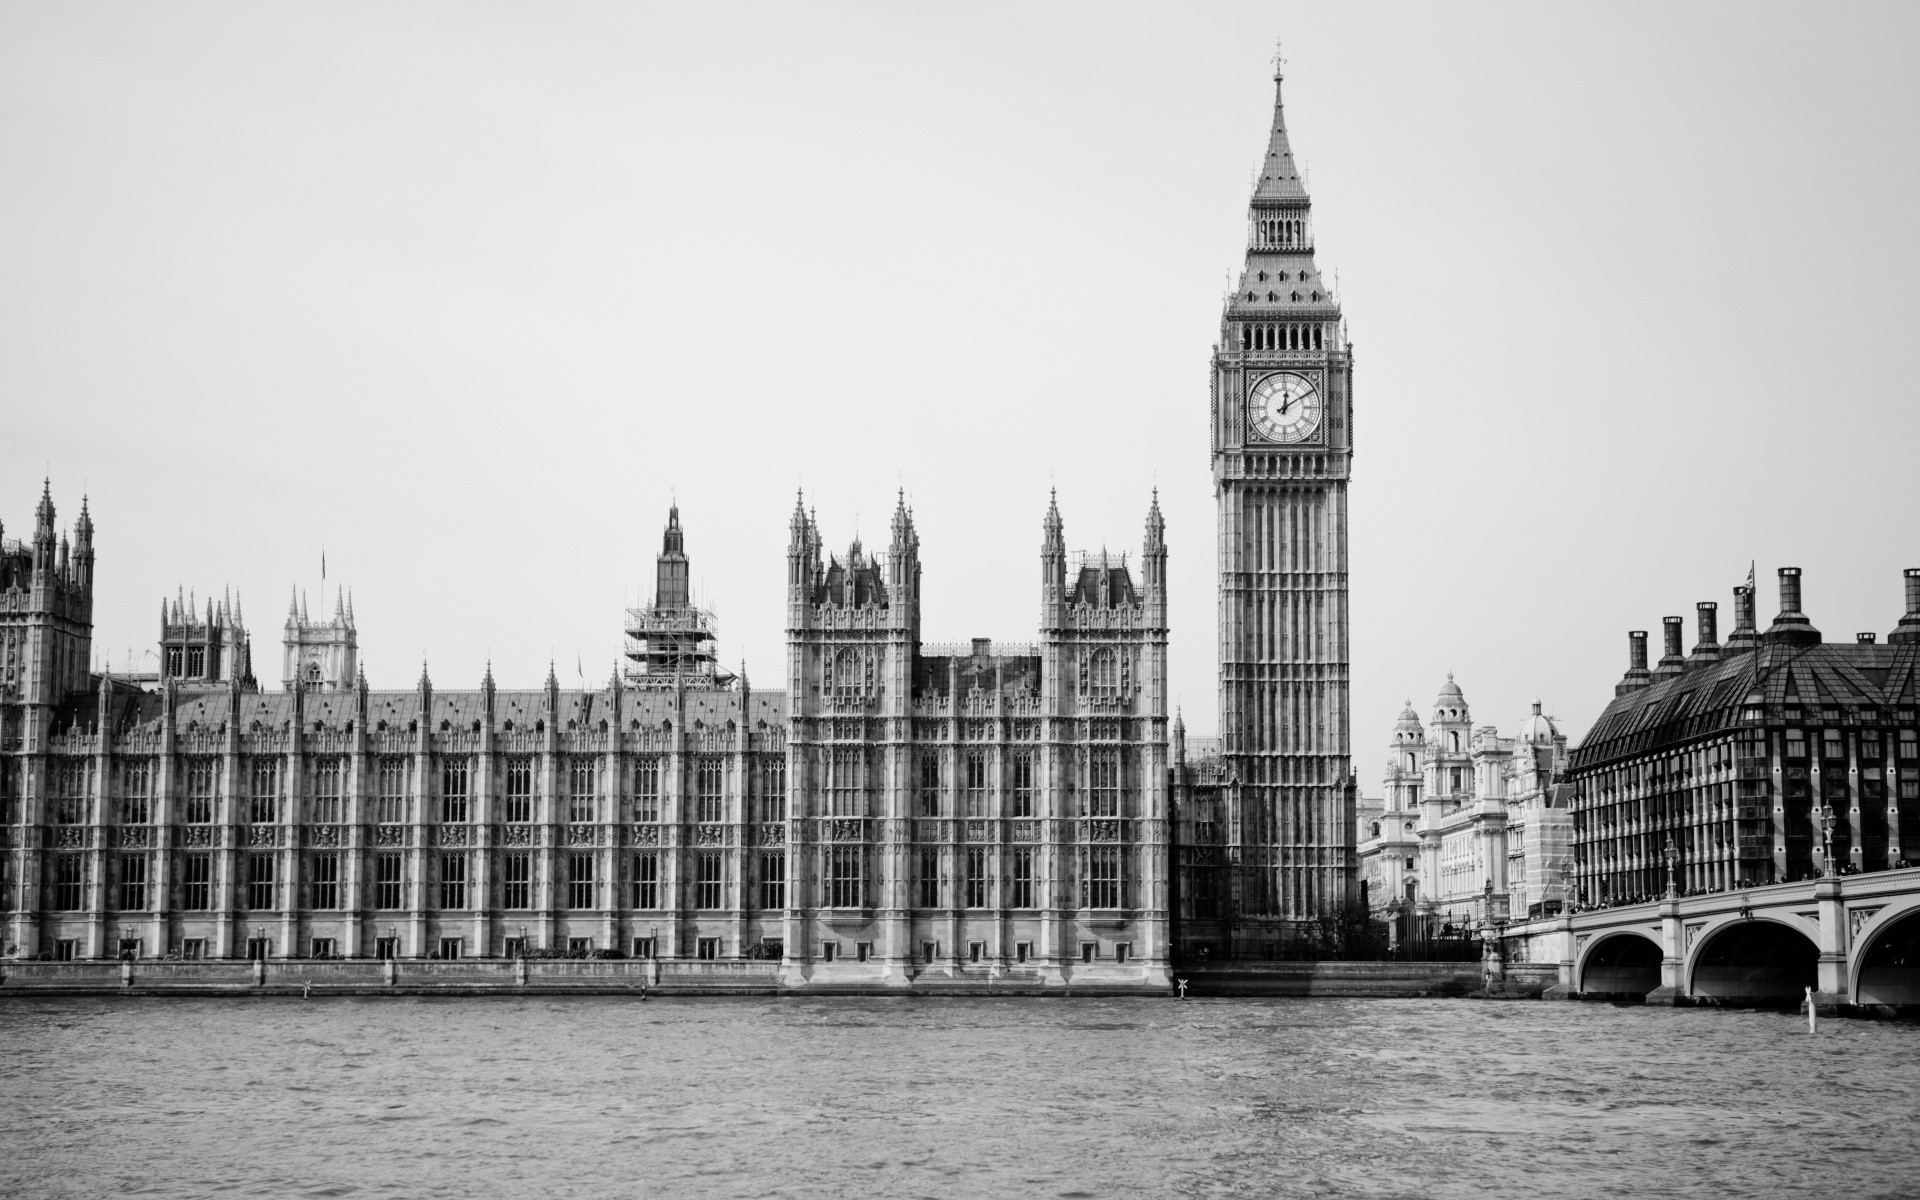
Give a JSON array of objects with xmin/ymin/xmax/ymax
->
[{"xmin": 4, "ymin": 3, "xmax": 1917, "ymax": 775}]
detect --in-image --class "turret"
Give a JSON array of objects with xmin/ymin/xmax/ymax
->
[
  {"xmin": 73, "ymin": 495, "xmax": 94, "ymax": 592},
  {"xmin": 787, "ymin": 490, "xmax": 816, "ymax": 596},
  {"xmin": 656, "ymin": 505, "xmax": 690, "ymax": 611},
  {"xmin": 32, "ymin": 478, "xmax": 55, "ymax": 581},
  {"xmin": 1142, "ymin": 490, "xmax": 1166, "ymax": 599},
  {"xmin": 1041, "ymin": 489, "xmax": 1065, "ymax": 606}
]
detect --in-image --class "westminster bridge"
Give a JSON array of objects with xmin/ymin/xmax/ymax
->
[{"xmin": 1501, "ymin": 865, "xmax": 1920, "ymax": 1013}]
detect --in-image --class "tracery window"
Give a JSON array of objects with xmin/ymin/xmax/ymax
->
[
  {"xmin": 1086, "ymin": 750, "xmax": 1122, "ymax": 818},
  {"xmin": 759, "ymin": 853, "xmax": 786, "ymax": 910},
  {"xmin": 117, "ymin": 854, "xmax": 147, "ymax": 911},
  {"xmin": 632, "ymin": 853, "xmax": 659, "ymax": 909},
  {"xmin": 965, "ymin": 848, "xmax": 987, "ymax": 908},
  {"xmin": 182, "ymin": 759, "xmax": 216, "ymax": 825},
  {"xmin": 246, "ymin": 853, "xmax": 274, "ymax": 910},
  {"xmin": 51, "ymin": 760, "xmax": 87, "ymax": 825},
  {"xmin": 180, "ymin": 853, "xmax": 211, "ymax": 910},
  {"xmin": 52, "ymin": 854, "xmax": 83, "ymax": 910},
  {"xmin": 441, "ymin": 758, "xmax": 471, "ymax": 824},
  {"xmin": 964, "ymin": 751, "xmax": 989, "ymax": 818},
  {"xmin": 248, "ymin": 759, "xmax": 279, "ymax": 824},
  {"xmin": 1010, "ymin": 751, "xmax": 1035, "ymax": 818},
  {"xmin": 825, "ymin": 846, "xmax": 864, "ymax": 908},
  {"xmin": 440, "ymin": 854, "xmax": 468, "ymax": 909},
  {"xmin": 918, "ymin": 847, "xmax": 941, "ymax": 908},
  {"xmin": 759, "ymin": 758, "xmax": 787, "ymax": 822},
  {"xmin": 634, "ymin": 758, "xmax": 662, "ymax": 823},
  {"xmin": 373, "ymin": 853, "xmax": 402, "ymax": 910},
  {"xmin": 120, "ymin": 759, "xmax": 153, "ymax": 825},
  {"xmin": 695, "ymin": 758, "xmax": 724, "ymax": 823},
  {"xmin": 826, "ymin": 647, "xmax": 876, "ymax": 699},
  {"xmin": 1010, "ymin": 847, "xmax": 1035, "ymax": 909},
  {"xmin": 1083, "ymin": 846, "xmax": 1122, "ymax": 909},
  {"xmin": 830, "ymin": 748, "xmax": 866, "ymax": 817},
  {"xmin": 377, "ymin": 757, "xmax": 409, "ymax": 824},
  {"xmin": 695, "ymin": 853, "xmax": 722, "ymax": 910},
  {"xmin": 918, "ymin": 754, "xmax": 941, "ymax": 817},
  {"xmin": 310, "ymin": 853, "xmax": 340, "ymax": 910},
  {"xmin": 503, "ymin": 756, "xmax": 532, "ymax": 823},
  {"xmin": 568, "ymin": 757, "xmax": 598, "ymax": 823},
  {"xmin": 568, "ymin": 853, "xmax": 595, "ymax": 909},
  {"xmin": 503, "ymin": 853, "xmax": 531, "ymax": 909},
  {"xmin": 311, "ymin": 758, "xmax": 344, "ymax": 824}
]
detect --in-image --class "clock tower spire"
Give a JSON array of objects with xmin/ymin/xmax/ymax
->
[{"xmin": 1204, "ymin": 58, "xmax": 1355, "ymax": 945}]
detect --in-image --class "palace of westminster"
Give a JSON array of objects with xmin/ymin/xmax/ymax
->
[{"xmin": 6, "ymin": 65, "xmax": 1918, "ymax": 990}]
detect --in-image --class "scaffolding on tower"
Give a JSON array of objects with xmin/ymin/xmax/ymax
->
[{"xmin": 623, "ymin": 504, "xmax": 735, "ymax": 688}]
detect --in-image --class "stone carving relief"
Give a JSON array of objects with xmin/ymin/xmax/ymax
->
[{"xmin": 1849, "ymin": 906, "xmax": 1884, "ymax": 941}]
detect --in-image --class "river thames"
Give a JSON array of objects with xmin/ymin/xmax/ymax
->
[{"xmin": 0, "ymin": 995, "xmax": 1914, "ymax": 1198}]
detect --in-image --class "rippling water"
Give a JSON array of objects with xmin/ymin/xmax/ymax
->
[{"xmin": 1, "ymin": 995, "xmax": 1915, "ymax": 1198}]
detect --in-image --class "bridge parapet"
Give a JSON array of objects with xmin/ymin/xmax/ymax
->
[{"xmin": 1499, "ymin": 866, "xmax": 1920, "ymax": 1013}]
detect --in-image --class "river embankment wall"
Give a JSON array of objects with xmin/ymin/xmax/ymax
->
[{"xmin": 0, "ymin": 958, "xmax": 1528, "ymax": 998}]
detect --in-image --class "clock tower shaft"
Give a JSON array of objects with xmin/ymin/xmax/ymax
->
[{"xmin": 1209, "ymin": 62, "xmax": 1355, "ymax": 936}]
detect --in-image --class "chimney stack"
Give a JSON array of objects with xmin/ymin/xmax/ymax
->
[
  {"xmin": 1655, "ymin": 617, "xmax": 1687, "ymax": 677},
  {"xmin": 1724, "ymin": 584, "xmax": 1759, "ymax": 652},
  {"xmin": 1617, "ymin": 630, "xmax": 1652, "ymax": 695},
  {"xmin": 1890, "ymin": 568, "xmax": 1920, "ymax": 646},
  {"xmin": 1762, "ymin": 567, "xmax": 1821, "ymax": 646},
  {"xmin": 1689, "ymin": 601, "xmax": 1721, "ymax": 665},
  {"xmin": 1857, "ymin": 633, "xmax": 1878, "ymax": 645}
]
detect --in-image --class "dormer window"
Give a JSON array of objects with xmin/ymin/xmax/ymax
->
[
  {"xmin": 1266, "ymin": 291, "xmax": 1277, "ymax": 302},
  {"xmin": 1257, "ymin": 270, "xmax": 1267, "ymax": 282},
  {"xmin": 1290, "ymin": 291, "xmax": 1301, "ymax": 302}
]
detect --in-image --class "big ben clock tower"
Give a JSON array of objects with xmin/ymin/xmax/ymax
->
[{"xmin": 1210, "ymin": 59, "xmax": 1355, "ymax": 939}]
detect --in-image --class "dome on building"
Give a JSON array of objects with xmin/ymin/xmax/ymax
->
[
  {"xmin": 1432, "ymin": 673, "xmax": 1469, "ymax": 722},
  {"xmin": 1519, "ymin": 698, "xmax": 1558, "ymax": 745},
  {"xmin": 1391, "ymin": 700, "xmax": 1423, "ymax": 743}
]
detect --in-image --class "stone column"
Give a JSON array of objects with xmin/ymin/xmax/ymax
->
[
  {"xmin": 1811, "ymin": 873, "xmax": 1848, "ymax": 1010},
  {"xmin": 1645, "ymin": 895, "xmax": 1687, "ymax": 1005}
]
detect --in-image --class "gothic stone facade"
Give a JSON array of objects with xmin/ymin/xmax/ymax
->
[
  {"xmin": 783, "ymin": 493, "xmax": 1170, "ymax": 988},
  {"xmin": 1182, "ymin": 61, "xmax": 1357, "ymax": 955},
  {"xmin": 3, "ymin": 487, "xmax": 1171, "ymax": 991}
]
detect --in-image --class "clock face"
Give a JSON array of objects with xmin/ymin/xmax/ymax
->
[{"xmin": 1247, "ymin": 372, "xmax": 1322, "ymax": 444}]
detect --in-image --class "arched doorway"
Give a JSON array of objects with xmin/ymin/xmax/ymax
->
[
  {"xmin": 1579, "ymin": 933, "xmax": 1663, "ymax": 998},
  {"xmin": 1855, "ymin": 909, "xmax": 1920, "ymax": 1008},
  {"xmin": 1690, "ymin": 921, "xmax": 1818, "ymax": 1006}
]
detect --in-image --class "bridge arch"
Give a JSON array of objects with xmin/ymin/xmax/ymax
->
[
  {"xmin": 1852, "ymin": 899, "xmax": 1920, "ymax": 1009},
  {"xmin": 1576, "ymin": 931, "xmax": 1664, "ymax": 998},
  {"xmin": 1687, "ymin": 917, "xmax": 1818, "ymax": 1006}
]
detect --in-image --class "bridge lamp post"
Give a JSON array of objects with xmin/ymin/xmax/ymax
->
[
  {"xmin": 1818, "ymin": 805, "xmax": 1837, "ymax": 878},
  {"xmin": 1663, "ymin": 837, "xmax": 1680, "ymax": 899}
]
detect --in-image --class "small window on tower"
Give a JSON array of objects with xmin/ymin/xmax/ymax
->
[
  {"xmin": 1266, "ymin": 291, "xmax": 1276, "ymax": 302},
  {"xmin": 1278, "ymin": 271, "xmax": 1289, "ymax": 282}
]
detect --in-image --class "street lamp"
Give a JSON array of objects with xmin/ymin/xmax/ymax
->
[
  {"xmin": 1818, "ymin": 805, "xmax": 1837, "ymax": 878},
  {"xmin": 1663, "ymin": 837, "xmax": 1679, "ymax": 898}
]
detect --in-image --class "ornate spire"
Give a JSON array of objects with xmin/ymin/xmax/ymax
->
[{"xmin": 1252, "ymin": 55, "xmax": 1309, "ymax": 205}]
